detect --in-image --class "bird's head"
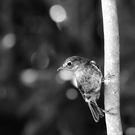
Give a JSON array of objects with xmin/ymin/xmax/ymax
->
[{"xmin": 57, "ymin": 56, "xmax": 87, "ymax": 72}]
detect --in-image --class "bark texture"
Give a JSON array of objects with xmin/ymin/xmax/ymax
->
[{"xmin": 101, "ymin": 0, "xmax": 123, "ymax": 135}]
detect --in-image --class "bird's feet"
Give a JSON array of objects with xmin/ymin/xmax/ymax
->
[
  {"xmin": 102, "ymin": 73, "xmax": 115, "ymax": 83},
  {"xmin": 101, "ymin": 107, "xmax": 117, "ymax": 115}
]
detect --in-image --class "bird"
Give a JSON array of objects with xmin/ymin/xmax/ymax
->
[{"xmin": 57, "ymin": 56, "xmax": 104, "ymax": 122}]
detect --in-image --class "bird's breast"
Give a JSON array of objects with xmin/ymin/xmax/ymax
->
[{"xmin": 74, "ymin": 69, "xmax": 102, "ymax": 93}]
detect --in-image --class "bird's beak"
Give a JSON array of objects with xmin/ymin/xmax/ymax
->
[{"xmin": 57, "ymin": 66, "xmax": 63, "ymax": 71}]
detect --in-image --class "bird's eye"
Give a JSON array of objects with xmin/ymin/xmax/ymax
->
[{"xmin": 67, "ymin": 61, "xmax": 72, "ymax": 66}]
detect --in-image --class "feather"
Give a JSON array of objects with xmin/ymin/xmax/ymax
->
[{"xmin": 87, "ymin": 100, "xmax": 104, "ymax": 122}]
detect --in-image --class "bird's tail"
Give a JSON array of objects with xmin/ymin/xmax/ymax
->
[{"xmin": 87, "ymin": 100, "xmax": 104, "ymax": 122}]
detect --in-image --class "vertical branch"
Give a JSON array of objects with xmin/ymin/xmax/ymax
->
[{"xmin": 101, "ymin": 0, "xmax": 123, "ymax": 135}]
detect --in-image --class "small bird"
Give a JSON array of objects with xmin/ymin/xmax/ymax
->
[{"xmin": 57, "ymin": 56, "xmax": 104, "ymax": 122}]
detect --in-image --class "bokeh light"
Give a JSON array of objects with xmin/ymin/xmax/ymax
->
[
  {"xmin": 66, "ymin": 88, "xmax": 78, "ymax": 100},
  {"xmin": 58, "ymin": 70, "xmax": 73, "ymax": 81},
  {"xmin": 20, "ymin": 69, "xmax": 38, "ymax": 85},
  {"xmin": 1, "ymin": 33, "xmax": 16, "ymax": 49},
  {"xmin": 125, "ymin": 127, "xmax": 135, "ymax": 135},
  {"xmin": 31, "ymin": 52, "xmax": 50, "ymax": 69},
  {"xmin": 49, "ymin": 4, "xmax": 67, "ymax": 23}
]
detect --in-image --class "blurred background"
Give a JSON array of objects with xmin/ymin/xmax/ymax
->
[{"xmin": 0, "ymin": 0, "xmax": 135, "ymax": 135}]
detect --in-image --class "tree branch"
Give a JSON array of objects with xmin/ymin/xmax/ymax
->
[{"xmin": 101, "ymin": 0, "xmax": 123, "ymax": 135}]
